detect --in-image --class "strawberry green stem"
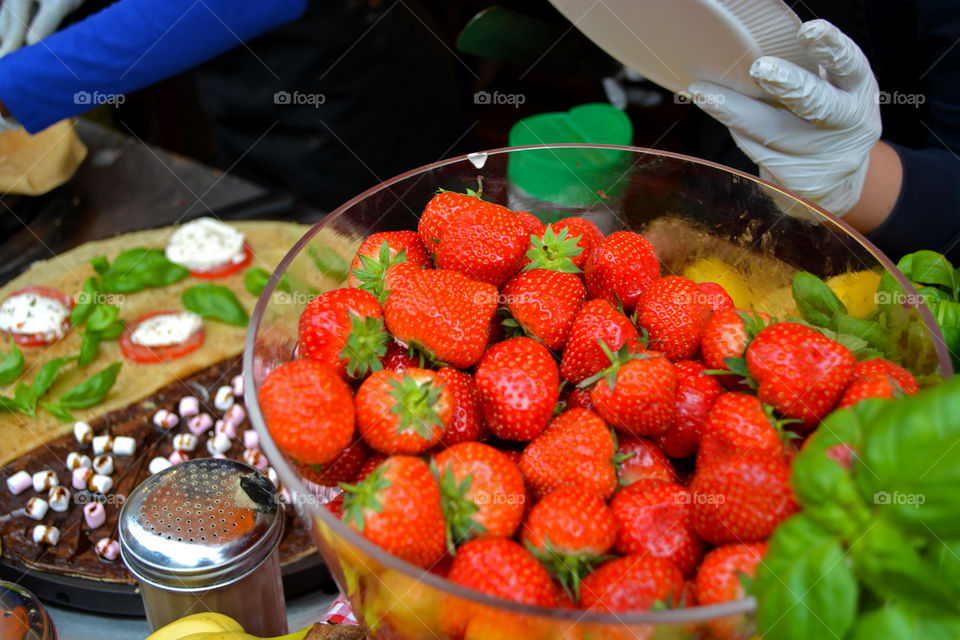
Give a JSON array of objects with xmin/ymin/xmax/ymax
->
[
  {"xmin": 387, "ymin": 374, "xmax": 444, "ymax": 438},
  {"xmin": 524, "ymin": 225, "xmax": 583, "ymax": 273},
  {"xmin": 351, "ymin": 241, "xmax": 408, "ymax": 304},
  {"xmin": 432, "ymin": 460, "xmax": 485, "ymax": 554},
  {"xmin": 340, "ymin": 467, "xmax": 391, "ymax": 532},
  {"xmin": 341, "ymin": 312, "xmax": 389, "ymax": 379}
]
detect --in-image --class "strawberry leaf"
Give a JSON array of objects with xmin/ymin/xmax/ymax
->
[
  {"xmin": 433, "ymin": 460, "xmax": 485, "ymax": 553},
  {"xmin": 340, "ymin": 312, "xmax": 389, "ymax": 379},
  {"xmin": 524, "ymin": 225, "xmax": 583, "ymax": 273},
  {"xmin": 387, "ymin": 375, "xmax": 444, "ymax": 439},
  {"xmin": 340, "ymin": 466, "xmax": 391, "ymax": 533}
]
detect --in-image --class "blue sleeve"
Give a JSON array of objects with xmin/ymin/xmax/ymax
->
[{"xmin": 0, "ymin": 0, "xmax": 307, "ymax": 133}]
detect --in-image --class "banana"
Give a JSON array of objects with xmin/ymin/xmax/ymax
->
[
  {"xmin": 144, "ymin": 612, "xmax": 245, "ymax": 640},
  {"xmin": 174, "ymin": 626, "xmax": 313, "ymax": 640}
]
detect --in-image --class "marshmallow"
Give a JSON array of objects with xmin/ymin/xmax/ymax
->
[
  {"xmin": 211, "ymin": 453, "xmax": 227, "ymax": 460},
  {"xmin": 92, "ymin": 435, "xmax": 113, "ymax": 455},
  {"xmin": 178, "ymin": 396, "xmax": 200, "ymax": 418},
  {"xmin": 223, "ymin": 404, "xmax": 246, "ymax": 429},
  {"xmin": 25, "ymin": 497, "xmax": 49, "ymax": 520},
  {"xmin": 213, "ymin": 386, "xmax": 235, "ymax": 412},
  {"xmin": 32, "ymin": 470, "xmax": 58, "ymax": 492},
  {"xmin": 206, "ymin": 433, "xmax": 231, "ymax": 455},
  {"xmin": 83, "ymin": 502, "xmax": 106, "ymax": 528},
  {"xmin": 48, "ymin": 486, "xmax": 70, "ymax": 512},
  {"xmin": 242, "ymin": 430, "xmax": 259, "ymax": 450},
  {"xmin": 231, "ymin": 375, "xmax": 244, "ymax": 397},
  {"xmin": 89, "ymin": 474, "xmax": 112, "ymax": 495},
  {"xmin": 66, "ymin": 452, "xmax": 92, "ymax": 471},
  {"xmin": 187, "ymin": 413, "xmax": 213, "ymax": 436},
  {"xmin": 243, "ymin": 448, "xmax": 268, "ymax": 470},
  {"xmin": 73, "ymin": 421, "xmax": 93, "ymax": 446},
  {"xmin": 6, "ymin": 470, "xmax": 32, "ymax": 495},
  {"xmin": 168, "ymin": 451, "xmax": 190, "ymax": 465},
  {"xmin": 214, "ymin": 419, "xmax": 236, "ymax": 440},
  {"xmin": 33, "ymin": 525, "xmax": 60, "ymax": 545},
  {"xmin": 113, "ymin": 436, "xmax": 136, "ymax": 456},
  {"xmin": 92, "ymin": 455, "xmax": 114, "ymax": 476},
  {"xmin": 152, "ymin": 409, "xmax": 170, "ymax": 428},
  {"xmin": 72, "ymin": 466, "xmax": 93, "ymax": 491},
  {"xmin": 95, "ymin": 538, "xmax": 121, "ymax": 561},
  {"xmin": 149, "ymin": 457, "xmax": 172, "ymax": 475},
  {"xmin": 172, "ymin": 433, "xmax": 198, "ymax": 452}
]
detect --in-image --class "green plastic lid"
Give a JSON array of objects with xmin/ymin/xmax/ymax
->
[{"xmin": 508, "ymin": 103, "xmax": 633, "ymax": 208}]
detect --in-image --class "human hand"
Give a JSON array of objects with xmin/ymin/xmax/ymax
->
[
  {"xmin": 688, "ymin": 19, "xmax": 882, "ymax": 216},
  {"xmin": 0, "ymin": 0, "xmax": 85, "ymax": 58}
]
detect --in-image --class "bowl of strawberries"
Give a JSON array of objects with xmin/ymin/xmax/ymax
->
[{"xmin": 243, "ymin": 144, "xmax": 950, "ymax": 639}]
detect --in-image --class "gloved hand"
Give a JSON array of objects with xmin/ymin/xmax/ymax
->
[
  {"xmin": 0, "ymin": 0, "xmax": 84, "ymax": 58},
  {"xmin": 688, "ymin": 19, "xmax": 882, "ymax": 216}
]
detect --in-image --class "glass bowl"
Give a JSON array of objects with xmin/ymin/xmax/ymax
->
[{"xmin": 244, "ymin": 144, "xmax": 951, "ymax": 640}]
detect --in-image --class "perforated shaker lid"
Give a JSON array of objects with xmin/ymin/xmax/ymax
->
[{"xmin": 118, "ymin": 458, "xmax": 282, "ymax": 591}]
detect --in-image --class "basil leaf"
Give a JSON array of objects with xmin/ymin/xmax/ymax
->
[
  {"xmin": 755, "ymin": 514, "xmax": 858, "ymax": 640},
  {"xmin": 32, "ymin": 357, "xmax": 75, "ymax": 399},
  {"xmin": 182, "ymin": 284, "xmax": 248, "ymax": 327},
  {"xmin": 96, "ymin": 320, "xmax": 125, "ymax": 340},
  {"xmin": 855, "ymin": 376, "xmax": 960, "ymax": 538},
  {"xmin": 308, "ymin": 246, "xmax": 350, "ymax": 282},
  {"xmin": 78, "ymin": 331, "xmax": 101, "ymax": 367},
  {"xmin": 907, "ymin": 250, "xmax": 958, "ymax": 297},
  {"xmin": 0, "ymin": 340, "xmax": 24, "ymax": 385},
  {"xmin": 832, "ymin": 313, "xmax": 892, "ymax": 356},
  {"xmin": 851, "ymin": 605, "xmax": 960, "ymax": 640},
  {"xmin": 86, "ymin": 304, "xmax": 119, "ymax": 333},
  {"xmin": 244, "ymin": 268, "xmax": 291, "ymax": 296},
  {"xmin": 89, "ymin": 256, "xmax": 110, "ymax": 275},
  {"xmin": 42, "ymin": 402, "xmax": 74, "ymax": 422},
  {"xmin": 792, "ymin": 272, "xmax": 847, "ymax": 327},
  {"xmin": 56, "ymin": 362, "xmax": 122, "ymax": 409},
  {"xmin": 14, "ymin": 382, "xmax": 36, "ymax": 416},
  {"xmin": 0, "ymin": 396, "xmax": 27, "ymax": 413},
  {"xmin": 934, "ymin": 540, "xmax": 960, "ymax": 594},
  {"xmin": 97, "ymin": 248, "xmax": 189, "ymax": 293},
  {"xmin": 71, "ymin": 277, "xmax": 99, "ymax": 326}
]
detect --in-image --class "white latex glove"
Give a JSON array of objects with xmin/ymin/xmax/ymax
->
[
  {"xmin": 688, "ymin": 19, "xmax": 882, "ymax": 216},
  {"xmin": 0, "ymin": 0, "xmax": 84, "ymax": 58}
]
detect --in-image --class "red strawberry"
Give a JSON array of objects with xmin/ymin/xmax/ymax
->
[
  {"xmin": 382, "ymin": 261, "xmax": 422, "ymax": 296},
  {"xmin": 384, "ymin": 268, "xmax": 497, "ymax": 368},
  {"xmin": 436, "ymin": 202, "xmax": 527, "ymax": 286},
  {"xmin": 697, "ymin": 393, "xmax": 786, "ymax": 466},
  {"xmin": 325, "ymin": 495, "xmax": 343, "ymax": 518},
  {"xmin": 448, "ymin": 538, "xmax": 556, "ymax": 607},
  {"xmin": 514, "ymin": 210, "xmax": 547, "ymax": 236},
  {"xmin": 521, "ymin": 486, "xmax": 618, "ymax": 599},
  {"xmin": 701, "ymin": 308, "xmax": 771, "ymax": 389},
  {"xmin": 436, "ymin": 368, "xmax": 488, "ymax": 447},
  {"xmin": 584, "ymin": 345, "xmax": 676, "ymax": 437},
  {"xmin": 697, "ymin": 281, "xmax": 735, "ymax": 313},
  {"xmin": 296, "ymin": 438, "xmax": 370, "ymax": 487},
  {"xmin": 617, "ymin": 436, "xmax": 676, "ymax": 485},
  {"xmin": 611, "ymin": 480, "xmax": 705, "ymax": 577},
  {"xmin": 567, "ymin": 386, "xmax": 595, "ymax": 411},
  {"xmin": 850, "ymin": 358, "xmax": 919, "ymax": 394},
  {"xmin": 746, "ymin": 322, "xmax": 855, "ymax": 429},
  {"xmin": 656, "ymin": 360, "xmax": 722, "ymax": 458},
  {"xmin": 434, "ymin": 442, "xmax": 526, "ymax": 544},
  {"xmin": 259, "ymin": 360, "xmax": 354, "ymax": 465},
  {"xmin": 561, "ymin": 299, "xmax": 642, "ymax": 384},
  {"xmin": 520, "ymin": 408, "xmax": 618, "ymax": 501},
  {"xmin": 419, "ymin": 191, "xmax": 482, "ymax": 252},
  {"xmin": 636, "ymin": 276, "xmax": 713, "ymax": 361},
  {"xmin": 524, "ymin": 218, "xmax": 601, "ymax": 272},
  {"xmin": 298, "ymin": 288, "xmax": 387, "ymax": 381},
  {"xmin": 348, "ymin": 231, "xmax": 432, "ymax": 302},
  {"xmin": 380, "ymin": 339, "xmax": 421, "ymax": 372},
  {"xmin": 584, "ymin": 231, "xmax": 660, "ymax": 313},
  {"xmin": 502, "ymin": 269, "xmax": 586, "ymax": 351},
  {"xmin": 355, "ymin": 368, "xmax": 453, "ymax": 455},
  {"xmin": 475, "ymin": 337, "xmax": 559, "ymax": 441},
  {"xmin": 352, "ymin": 452, "xmax": 388, "ymax": 484},
  {"xmin": 580, "ymin": 555, "xmax": 686, "ymax": 612},
  {"xmin": 341, "ymin": 456, "xmax": 446, "ymax": 568},
  {"xmin": 693, "ymin": 542, "xmax": 767, "ymax": 639},
  {"xmin": 689, "ymin": 452, "xmax": 798, "ymax": 544},
  {"xmin": 837, "ymin": 373, "xmax": 903, "ymax": 408}
]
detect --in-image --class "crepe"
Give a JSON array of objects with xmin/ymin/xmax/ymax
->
[
  {"xmin": 0, "ymin": 220, "xmax": 311, "ymax": 466},
  {"xmin": 0, "ymin": 120, "xmax": 87, "ymax": 196}
]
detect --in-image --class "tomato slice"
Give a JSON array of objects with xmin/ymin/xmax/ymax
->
[
  {"xmin": 119, "ymin": 310, "xmax": 205, "ymax": 364},
  {"xmin": 0, "ymin": 286, "xmax": 75, "ymax": 347},
  {"xmin": 189, "ymin": 243, "xmax": 254, "ymax": 279}
]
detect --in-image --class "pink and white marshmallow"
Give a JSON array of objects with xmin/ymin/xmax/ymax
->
[
  {"xmin": 214, "ymin": 419, "xmax": 236, "ymax": 440},
  {"xmin": 242, "ymin": 430, "xmax": 259, "ymax": 450},
  {"xmin": 187, "ymin": 413, "xmax": 213, "ymax": 436},
  {"xmin": 6, "ymin": 470, "xmax": 32, "ymax": 495},
  {"xmin": 83, "ymin": 502, "xmax": 106, "ymax": 528},
  {"xmin": 95, "ymin": 538, "xmax": 121, "ymax": 561},
  {"xmin": 72, "ymin": 466, "xmax": 94, "ymax": 491},
  {"xmin": 66, "ymin": 452, "xmax": 92, "ymax": 471},
  {"xmin": 32, "ymin": 470, "xmax": 58, "ymax": 492},
  {"xmin": 178, "ymin": 396, "xmax": 200, "ymax": 418},
  {"xmin": 243, "ymin": 448, "xmax": 268, "ymax": 470},
  {"xmin": 231, "ymin": 375, "xmax": 244, "ymax": 397}
]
